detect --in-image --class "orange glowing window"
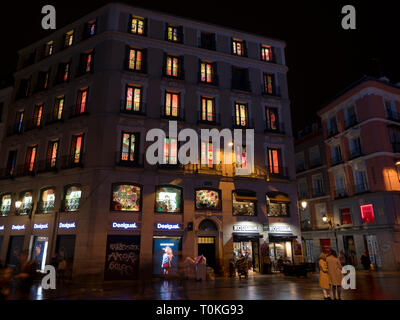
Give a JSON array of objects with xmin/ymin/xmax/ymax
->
[
  {"xmin": 71, "ymin": 134, "xmax": 84, "ymax": 164},
  {"xmin": 201, "ymin": 97, "xmax": 214, "ymax": 122},
  {"xmin": 33, "ymin": 104, "xmax": 43, "ymax": 127},
  {"xmin": 128, "ymin": 48, "xmax": 143, "ymax": 71},
  {"xmin": 25, "ymin": 146, "xmax": 37, "ymax": 172},
  {"xmin": 268, "ymin": 148, "xmax": 281, "ymax": 174},
  {"xmin": 125, "ymin": 86, "xmax": 142, "ymax": 112},
  {"xmin": 200, "ymin": 62, "xmax": 214, "ymax": 83},
  {"xmin": 77, "ymin": 88, "xmax": 88, "ymax": 114},
  {"xmin": 165, "ymin": 92, "xmax": 180, "ymax": 117}
]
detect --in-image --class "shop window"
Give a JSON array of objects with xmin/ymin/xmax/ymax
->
[
  {"xmin": 234, "ymin": 102, "xmax": 248, "ymax": 127},
  {"xmin": 266, "ymin": 192, "xmax": 290, "ymax": 217},
  {"xmin": 127, "ymin": 48, "xmax": 144, "ymax": 71},
  {"xmin": 198, "ymin": 219, "xmax": 218, "ymax": 231},
  {"xmin": 38, "ymin": 188, "xmax": 55, "ymax": 214},
  {"xmin": 46, "ymin": 140, "xmax": 59, "ymax": 169},
  {"xmin": 153, "ymin": 237, "xmax": 181, "ymax": 275},
  {"xmin": 155, "ymin": 185, "xmax": 183, "ymax": 213},
  {"xmin": 111, "ymin": 183, "xmax": 142, "ymax": 212},
  {"xmin": 120, "ymin": 132, "xmax": 139, "ymax": 164},
  {"xmin": 195, "ymin": 188, "xmax": 222, "ymax": 211},
  {"xmin": 24, "ymin": 145, "xmax": 37, "ymax": 173},
  {"xmin": 124, "ymin": 85, "xmax": 142, "ymax": 112},
  {"xmin": 200, "ymin": 97, "xmax": 215, "ymax": 122},
  {"xmin": 232, "ymin": 190, "xmax": 257, "ymax": 216},
  {"xmin": 130, "ymin": 15, "xmax": 145, "ymax": 35},
  {"xmin": 18, "ymin": 191, "xmax": 33, "ymax": 215},
  {"xmin": 360, "ymin": 204, "xmax": 375, "ymax": 223},
  {"xmin": 0, "ymin": 194, "xmax": 12, "ymax": 216},
  {"xmin": 261, "ymin": 45, "xmax": 274, "ymax": 62},
  {"xmin": 64, "ymin": 185, "xmax": 82, "ymax": 212},
  {"xmin": 340, "ymin": 208, "xmax": 352, "ymax": 225}
]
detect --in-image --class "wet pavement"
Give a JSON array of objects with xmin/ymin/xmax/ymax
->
[{"xmin": 7, "ymin": 271, "xmax": 400, "ymax": 300}]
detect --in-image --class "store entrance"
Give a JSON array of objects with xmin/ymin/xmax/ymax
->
[
  {"xmin": 233, "ymin": 240, "xmax": 260, "ymax": 273},
  {"xmin": 6, "ymin": 236, "xmax": 25, "ymax": 268},
  {"xmin": 29, "ymin": 236, "xmax": 49, "ymax": 272},
  {"xmin": 269, "ymin": 241, "xmax": 293, "ymax": 272},
  {"xmin": 198, "ymin": 236, "xmax": 216, "ymax": 271}
]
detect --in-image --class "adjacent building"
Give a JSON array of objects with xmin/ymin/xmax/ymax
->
[{"xmin": 0, "ymin": 3, "xmax": 300, "ymax": 281}]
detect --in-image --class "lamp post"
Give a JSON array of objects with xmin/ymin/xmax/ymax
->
[{"xmin": 322, "ymin": 214, "xmax": 338, "ymax": 252}]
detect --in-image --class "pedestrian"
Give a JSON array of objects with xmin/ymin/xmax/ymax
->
[
  {"xmin": 229, "ymin": 252, "xmax": 236, "ymax": 278},
  {"xmin": 326, "ymin": 250, "xmax": 344, "ymax": 300},
  {"xmin": 236, "ymin": 253, "xmax": 248, "ymax": 280},
  {"xmin": 319, "ymin": 252, "xmax": 331, "ymax": 300},
  {"xmin": 0, "ymin": 266, "xmax": 13, "ymax": 300},
  {"xmin": 14, "ymin": 250, "xmax": 36, "ymax": 300},
  {"xmin": 360, "ymin": 251, "xmax": 371, "ymax": 270}
]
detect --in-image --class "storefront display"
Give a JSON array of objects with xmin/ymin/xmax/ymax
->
[
  {"xmin": 56, "ymin": 235, "xmax": 76, "ymax": 277},
  {"xmin": 65, "ymin": 186, "xmax": 82, "ymax": 211},
  {"xmin": 155, "ymin": 186, "xmax": 182, "ymax": 213},
  {"xmin": 232, "ymin": 191, "xmax": 257, "ymax": 216},
  {"xmin": 195, "ymin": 189, "xmax": 221, "ymax": 210},
  {"xmin": 30, "ymin": 236, "xmax": 49, "ymax": 272},
  {"xmin": 6, "ymin": 236, "xmax": 24, "ymax": 267},
  {"xmin": 111, "ymin": 184, "xmax": 141, "ymax": 211},
  {"xmin": 153, "ymin": 237, "xmax": 181, "ymax": 275}
]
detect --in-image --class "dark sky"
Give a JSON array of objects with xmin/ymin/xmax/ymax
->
[{"xmin": 0, "ymin": 0, "xmax": 399, "ymax": 133}]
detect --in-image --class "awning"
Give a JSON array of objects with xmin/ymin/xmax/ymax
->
[
  {"xmin": 266, "ymin": 192, "xmax": 290, "ymax": 203},
  {"xmin": 233, "ymin": 233, "xmax": 263, "ymax": 242},
  {"xmin": 233, "ymin": 190, "xmax": 257, "ymax": 201},
  {"xmin": 269, "ymin": 233, "xmax": 297, "ymax": 242}
]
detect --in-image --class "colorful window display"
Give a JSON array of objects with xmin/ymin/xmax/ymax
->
[
  {"xmin": 167, "ymin": 25, "xmax": 181, "ymax": 42},
  {"xmin": 111, "ymin": 184, "xmax": 142, "ymax": 212},
  {"xmin": 0, "ymin": 194, "xmax": 12, "ymax": 216},
  {"xmin": 47, "ymin": 140, "xmax": 59, "ymax": 168},
  {"xmin": 232, "ymin": 39, "xmax": 244, "ymax": 56},
  {"xmin": 33, "ymin": 104, "xmax": 43, "ymax": 127},
  {"xmin": 128, "ymin": 48, "xmax": 143, "ymax": 71},
  {"xmin": 195, "ymin": 189, "xmax": 222, "ymax": 210},
  {"xmin": 201, "ymin": 97, "xmax": 214, "ymax": 122},
  {"xmin": 76, "ymin": 88, "xmax": 88, "ymax": 114},
  {"xmin": 201, "ymin": 141, "xmax": 214, "ymax": 168},
  {"xmin": 121, "ymin": 132, "xmax": 138, "ymax": 162},
  {"xmin": 266, "ymin": 193, "xmax": 290, "ymax": 217},
  {"xmin": 64, "ymin": 186, "xmax": 82, "ymax": 212},
  {"xmin": 166, "ymin": 56, "xmax": 180, "ymax": 77},
  {"xmin": 261, "ymin": 45, "xmax": 273, "ymax": 61},
  {"xmin": 153, "ymin": 237, "xmax": 180, "ymax": 275},
  {"xmin": 25, "ymin": 145, "xmax": 37, "ymax": 172},
  {"xmin": 266, "ymin": 107, "xmax": 278, "ymax": 131},
  {"xmin": 131, "ymin": 16, "xmax": 145, "ymax": 35},
  {"xmin": 264, "ymin": 73, "xmax": 275, "ymax": 95},
  {"xmin": 155, "ymin": 186, "xmax": 182, "ymax": 213},
  {"xmin": 234, "ymin": 145, "xmax": 247, "ymax": 169},
  {"xmin": 162, "ymin": 137, "xmax": 178, "ymax": 164},
  {"xmin": 125, "ymin": 86, "xmax": 141, "ymax": 111},
  {"xmin": 235, "ymin": 103, "xmax": 248, "ymax": 127},
  {"xmin": 71, "ymin": 134, "xmax": 84, "ymax": 164},
  {"xmin": 165, "ymin": 92, "xmax": 180, "ymax": 117},
  {"xmin": 20, "ymin": 191, "xmax": 33, "ymax": 214},
  {"xmin": 268, "ymin": 148, "xmax": 282, "ymax": 174},
  {"xmin": 54, "ymin": 96, "xmax": 64, "ymax": 120},
  {"xmin": 40, "ymin": 188, "xmax": 55, "ymax": 213},
  {"xmin": 200, "ymin": 62, "xmax": 214, "ymax": 83}
]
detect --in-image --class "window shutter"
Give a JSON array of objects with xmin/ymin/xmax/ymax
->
[
  {"xmin": 144, "ymin": 18, "xmax": 148, "ymax": 36},
  {"xmin": 128, "ymin": 14, "xmax": 133, "ymax": 33},
  {"xmin": 90, "ymin": 49, "xmax": 95, "ymax": 72},
  {"xmin": 142, "ymin": 48, "xmax": 147, "ymax": 73},
  {"xmin": 179, "ymin": 26, "xmax": 184, "ymax": 43},
  {"xmin": 243, "ymin": 40, "xmax": 248, "ymax": 57},
  {"xmin": 125, "ymin": 45, "xmax": 130, "ymax": 70},
  {"xmin": 162, "ymin": 52, "xmax": 167, "ymax": 77},
  {"xmin": 180, "ymin": 56, "xmax": 185, "ymax": 80}
]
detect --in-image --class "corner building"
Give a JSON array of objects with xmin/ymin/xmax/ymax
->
[{"xmin": 0, "ymin": 3, "xmax": 300, "ymax": 281}]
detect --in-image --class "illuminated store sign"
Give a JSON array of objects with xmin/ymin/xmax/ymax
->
[
  {"xmin": 112, "ymin": 222, "xmax": 138, "ymax": 230},
  {"xmin": 156, "ymin": 223, "xmax": 182, "ymax": 230},
  {"xmin": 269, "ymin": 224, "xmax": 291, "ymax": 233},
  {"xmin": 233, "ymin": 224, "xmax": 259, "ymax": 232},
  {"xmin": 59, "ymin": 222, "xmax": 76, "ymax": 229},
  {"xmin": 12, "ymin": 224, "xmax": 25, "ymax": 230},
  {"xmin": 34, "ymin": 223, "xmax": 49, "ymax": 230},
  {"xmin": 0, "ymin": 225, "xmax": 4, "ymax": 231}
]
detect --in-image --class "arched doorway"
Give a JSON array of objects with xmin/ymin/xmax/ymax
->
[{"xmin": 197, "ymin": 219, "xmax": 218, "ymax": 271}]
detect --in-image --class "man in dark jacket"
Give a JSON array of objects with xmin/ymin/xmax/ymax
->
[{"xmin": 360, "ymin": 251, "xmax": 371, "ymax": 270}]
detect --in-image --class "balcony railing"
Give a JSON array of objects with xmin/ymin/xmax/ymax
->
[
  {"xmin": 0, "ymin": 205, "xmax": 11, "ymax": 216},
  {"xmin": 16, "ymin": 203, "xmax": 33, "ymax": 216},
  {"xmin": 265, "ymin": 122, "xmax": 285, "ymax": 134},
  {"xmin": 345, "ymin": 115, "xmax": 358, "ymax": 129},
  {"xmin": 349, "ymin": 147, "xmax": 363, "ymax": 160},
  {"xmin": 120, "ymin": 100, "xmax": 146, "ymax": 116},
  {"xmin": 232, "ymin": 116, "xmax": 254, "ymax": 129},
  {"xmin": 115, "ymin": 152, "xmax": 145, "ymax": 168},
  {"xmin": 267, "ymin": 166, "xmax": 289, "ymax": 179},
  {"xmin": 62, "ymin": 199, "xmax": 81, "ymax": 212},
  {"xmin": 36, "ymin": 201, "xmax": 55, "ymax": 214},
  {"xmin": 184, "ymin": 163, "xmax": 223, "ymax": 175},
  {"xmin": 160, "ymin": 105, "xmax": 185, "ymax": 121},
  {"xmin": 331, "ymin": 154, "xmax": 343, "ymax": 166},
  {"xmin": 354, "ymin": 182, "xmax": 370, "ymax": 195},
  {"xmin": 197, "ymin": 111, "xmax": 221, "ymax": 125},
  {"xmin": 334, "ymin": 188, "xmax": 348, "ymax": 199},
  {"xmin": 60, "ymin": 154, "xmax": 85, "ymax": 170}
]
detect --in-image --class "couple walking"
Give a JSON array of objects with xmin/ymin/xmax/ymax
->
[{"xmin": 319, "ymin": 250, "xmax": 344, "ymax": 300}]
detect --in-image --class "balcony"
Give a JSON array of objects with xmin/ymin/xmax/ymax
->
[
  {"xmin": 120, "ymin": 100, "xmax": 146, "ymax": 116},
  {"xmin": 36, "ymin": 201, "xmax": 55, "ymax": 214},
  {"xmin": 331, "ymin": 154, "xmax": 343, "ymax": 166},
  {"xmin": 60, "ymin": 154, "xmax": 85, "ymax": 170},
  {"xmin": 345, "ymin": 115, "xmax": 358, "ymax": 129},
  {"xmin": 232, "ymin": 116, "xmax": 254, "ymax": 129},
  {"xmin": 334, "ymin": 188, "xmax": 348, "ymax": 199},
  {"xmin": 354, "ymin": 182, "xmax": 370, "ymax": 195},
  {"xmin": 349, "ymin": 147, "xmax": 363, "ymax": 160},
  {"xmin": 160, "ymin": 105, "xmax": 185, "ymax": 121},
  {"xmin": 197, "ymin": 111, "xmax": 221, "ymax": 126},
  {"xmin": 265, "ymin": 122, "xmax": 285, "ymax": 134},
  {"xmin": 15, "ymin": 203, "xmax": 33, "ymax": 216},
  {"xmin": 115, "ymin": 152, "xmax": 144, "ymax": 168},
  {"xmin": 0, "ymin": 205, "xmax": 11, "ymax": 216},
  {"xmin": 62, "ymin": 199, "xmax": 81, "ymax": 212},
  {"xmin": 267, "ymin": 166, "xmax": 289, "ymax": 179}
]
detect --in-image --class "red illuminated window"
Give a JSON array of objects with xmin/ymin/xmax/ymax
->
[
  {"xmin": 46, "ymin": 140, "xmax": 59, "ymax": 169},
  {"xmin": 360, "ymin": 204, "xmax": 375, "ymax": 223},
  {"xmin": 71, "ymin": 134, "xmax": 84, "ymax": 164},
  {"xmin": 268, "ymin": 148, "xmax": 282, "ymax": 174},
  {"xmin": 76, "ymin": 88, "xmax": 88, "ymax": 114},
  {"xmin": 261, "ymin": 45, "xmax": 273, "ymax": 62},
  {"xmin": 25, "ymin": 145, "xmax": 37, "ymax": 172},
  {"xmin": 266, "ymin": 107, "xmax": 279, "ymax": 131},
  {"xmin": 264, "ymin": 73, "xmax": 275, "ymax": 95},
  {"xmin": 33, "ymin": 103, "xmax": 43, "ymax": 127},
  {"xmin": 340, "ymin": 208, "xmax": 352, "ymax": 225},
  {"xmin": 165, "ymin": 55, "xmax": 181, "ymax": 78},
  {"xmin": 201, "ymin": 97, "xmax": 215, "ymax": 122},
  {"xmin": 320, "ymin": 239, "xmax": 331, "ymax": 253}
]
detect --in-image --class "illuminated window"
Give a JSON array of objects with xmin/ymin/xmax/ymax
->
[
  {"xmin": 267, "ymin": 147, "xmax": 282, "ymax": 175},
  {"xmin": 164, "ymin": 92, "xmax": 180, "ymax": 118},
  {"xmin": 233, "ymin": 190, "xmax": 256, "ymax": 216},
  {"xmin": 86, "ymin": 19, "xmax": 96, "ymax": 37},
  {"xmin": 130, "ymin": 16, "xmax": 145, "ymax": 35},
  {"xmin": 44, "ymin": 41, "xmax": 54, "ymax": 57},
  {"xmin": 46, "ymin": 140, "xmax": 59, "ymax": 169},
  {"xmin": 64, "ymin": 185, "xmax": 82, "ymax": 212},
  {"xmin": 166, "ymin": 25, "xmax": 182, "ymax": 42},
  {"xmin": 340, "ymin": 208, "xmax": 353, "ymax": 225},
  {"xmin": 201, "ymin": 141, "xmax": 214, "ymax": 168},
  {"xmin": 39, "ymin": 188, "xmax": 55, "ymax": 213},
  {"xmin": 111, "ymin": 184, "xmax": 142, "ymax": 211},
  {"xmin": 19, "ymin": 191, "xmax": 33, "ymax": 215},
  {"xmin": 56, "ymin": 62, "xmax": 70, "ymax": 83},
  {"xmin": 155, "ymin": 185, "xmax": 183, "ymax": 213},
  {"xmin": 261, "ymin": 45, "xmax": 273, "ymax": 62},
  {"xmin": 120, "ymin": 132, "xmax": 139, "ymax": 163},
  {"xmin": 64, "ymin": 30, "xmax": 74, "ymax": 48},
  {"xmin": 200, "ymin": 97, "xmax": 215, "ymax": 122},
  {"xmin": 6, "ymin": 150, "xmax": 17, "ymax": 176},
  {"xmin": 15, "ymin": 111, "xmax": 24, "ymax": 133},
  {"xmin": 195, "ymin": 188, "xmax": 222, "ymax": 211},
  {"xmin": 360, "ymin": 204, "xmax": 376, "ymax": 223},
  {"xmin": 127, "ymin": 48, "xmax": 143, "ymax": 71},
  {"xmin": 79, "ymin": 50, "xmax": 94, "ymax": 74},
  {"xmin": 162, "ymin": 137, "xmax": 178, "ymax": 165},
  {"xmin": 0, "ymin": 194, "xmax": 12, "ymax": 216},
  {"xmin": 70, "ymin": 134, "xmax": 84, "ymax": 164},
  {"xmin": 37, "ymin": 71, "xmax": 49, "ymax": 91},
  {"xmin": 33, "ymin": 103, "xmax": 43, "ymax": 127},
  {"xmin": 76, "ymin": 87, "xmax": 88, "ymax": 114},
  {"xmin": 125, "ymin": 86, "xmax": 142, "ymax": 112},
  {"xmin": 266, "ymin": 107, "xmax": 279, "ymax": 131},
  {"xmin": 25, "ymin": 145, "xmax": 37, "ymax": 173},
  {"xmin": 232, "ymin": 39, "xmax": 245, "ymax": 56},
  {"xmin": 165, "ymin": 55, "xmax": 181, "ymax": 78},
  {"xmin": 235, "ymin": 102, "xmax": 248, "ymax": 127},
  {"xmin": 200, "ymin": 61, "xmax": 214, "ymax": 83},
  {"xmin": 266, "ymin": 192, "xmax": 290, "ymax": 217},
  {"xmin": 53, "ymin": 96, "xmax": 64, "ymax": 121},
  {"xmin": 234, "ymin": 145, "xmax": 247, "ymax": 169},
  {"xmin": 263, "ymin": 73, "xmax": 275, "ymax": 95}
]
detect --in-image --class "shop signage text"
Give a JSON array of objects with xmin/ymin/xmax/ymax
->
[
  {"xmin": 156, "ymin": 223, "xmax": 182, "ymax": 230},
  {"xmin": 233, "ymin": 225, "xmax": 259, "ymax": 232},
  {"xmin": 269, "ymin": 224, "xmax": 291, "ymax": 233},
  {"xmin": 59, "ymin": 222, "xmax": 76, "ymax": 229},
  {"xmin": 12, "ymin": 224, "xmax": 25, "ymax": 230},
  {"xmin": 34, "ymin": 223, "xmax": 49, "ymax": 230},
  {"xmin": 112, "ymin": 222, "xmax": 138, "ymax": 230}
]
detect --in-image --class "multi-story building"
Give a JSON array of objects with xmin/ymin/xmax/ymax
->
[
  {"xmin": 0, "ymin": 86, "xmax": 12, "ymax": 155},
  {"xmin": 316, "ymin": 76, "xmax": 400, "ymax": 270},
  {"xmin": 295, "ymin": 122, "xmax": 333, "ymax": 264},
  {"xmin": 0, "ymin": 3, "xmax": 299, "ymax": 281}
]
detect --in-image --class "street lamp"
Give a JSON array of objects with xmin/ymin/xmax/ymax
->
[
  {"xmin": 322, "ymin": 214, "xmax": 338, "ymax": 251},
  {"xmin": 300, "ymin": 200, "xmax": 308, "ymax": 210}
]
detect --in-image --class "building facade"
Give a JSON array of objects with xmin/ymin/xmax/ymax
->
[
  {"xmin": 315, "ymin": 77, "xmax": 400, "ymax": 270},
  {"xmin": 295, "ymin": 123, "xmax": 334, "ymax": 264},
  {"xmin": 0, "ymin": 3, "xmax": 300, "ymax": 281}
]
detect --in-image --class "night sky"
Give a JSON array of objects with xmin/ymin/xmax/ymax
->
[{"xmin": 0, "ymin": 0, "xmax": 399, "ymax": 133}]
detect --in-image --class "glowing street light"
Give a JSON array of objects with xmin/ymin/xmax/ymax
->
[
  {"xmin": 322, "ymin": 214, "xmax": 328, "ymax": 223},
  {"xmin": 300, "ymin": 200, "xmax": 308, "ymax": 210}
]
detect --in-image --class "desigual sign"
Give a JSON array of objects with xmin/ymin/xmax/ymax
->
[
  {"xmin": 112, "ymin": 222, "xmax": 138, "ymax": 230},
  {"xmin": 59, "ymin": 222, "xmax": 76, "ymax": 229},
  {"xmin": 233, "ymin": 225, "xmax": 259, "ymax": 232},
  {"xmin": 34, "ymin": 223, "xmax": 49, "ymax": 230},
  {"xmin": 155, "ymin": 223, "xmax": 182, "ymax": 230}
]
